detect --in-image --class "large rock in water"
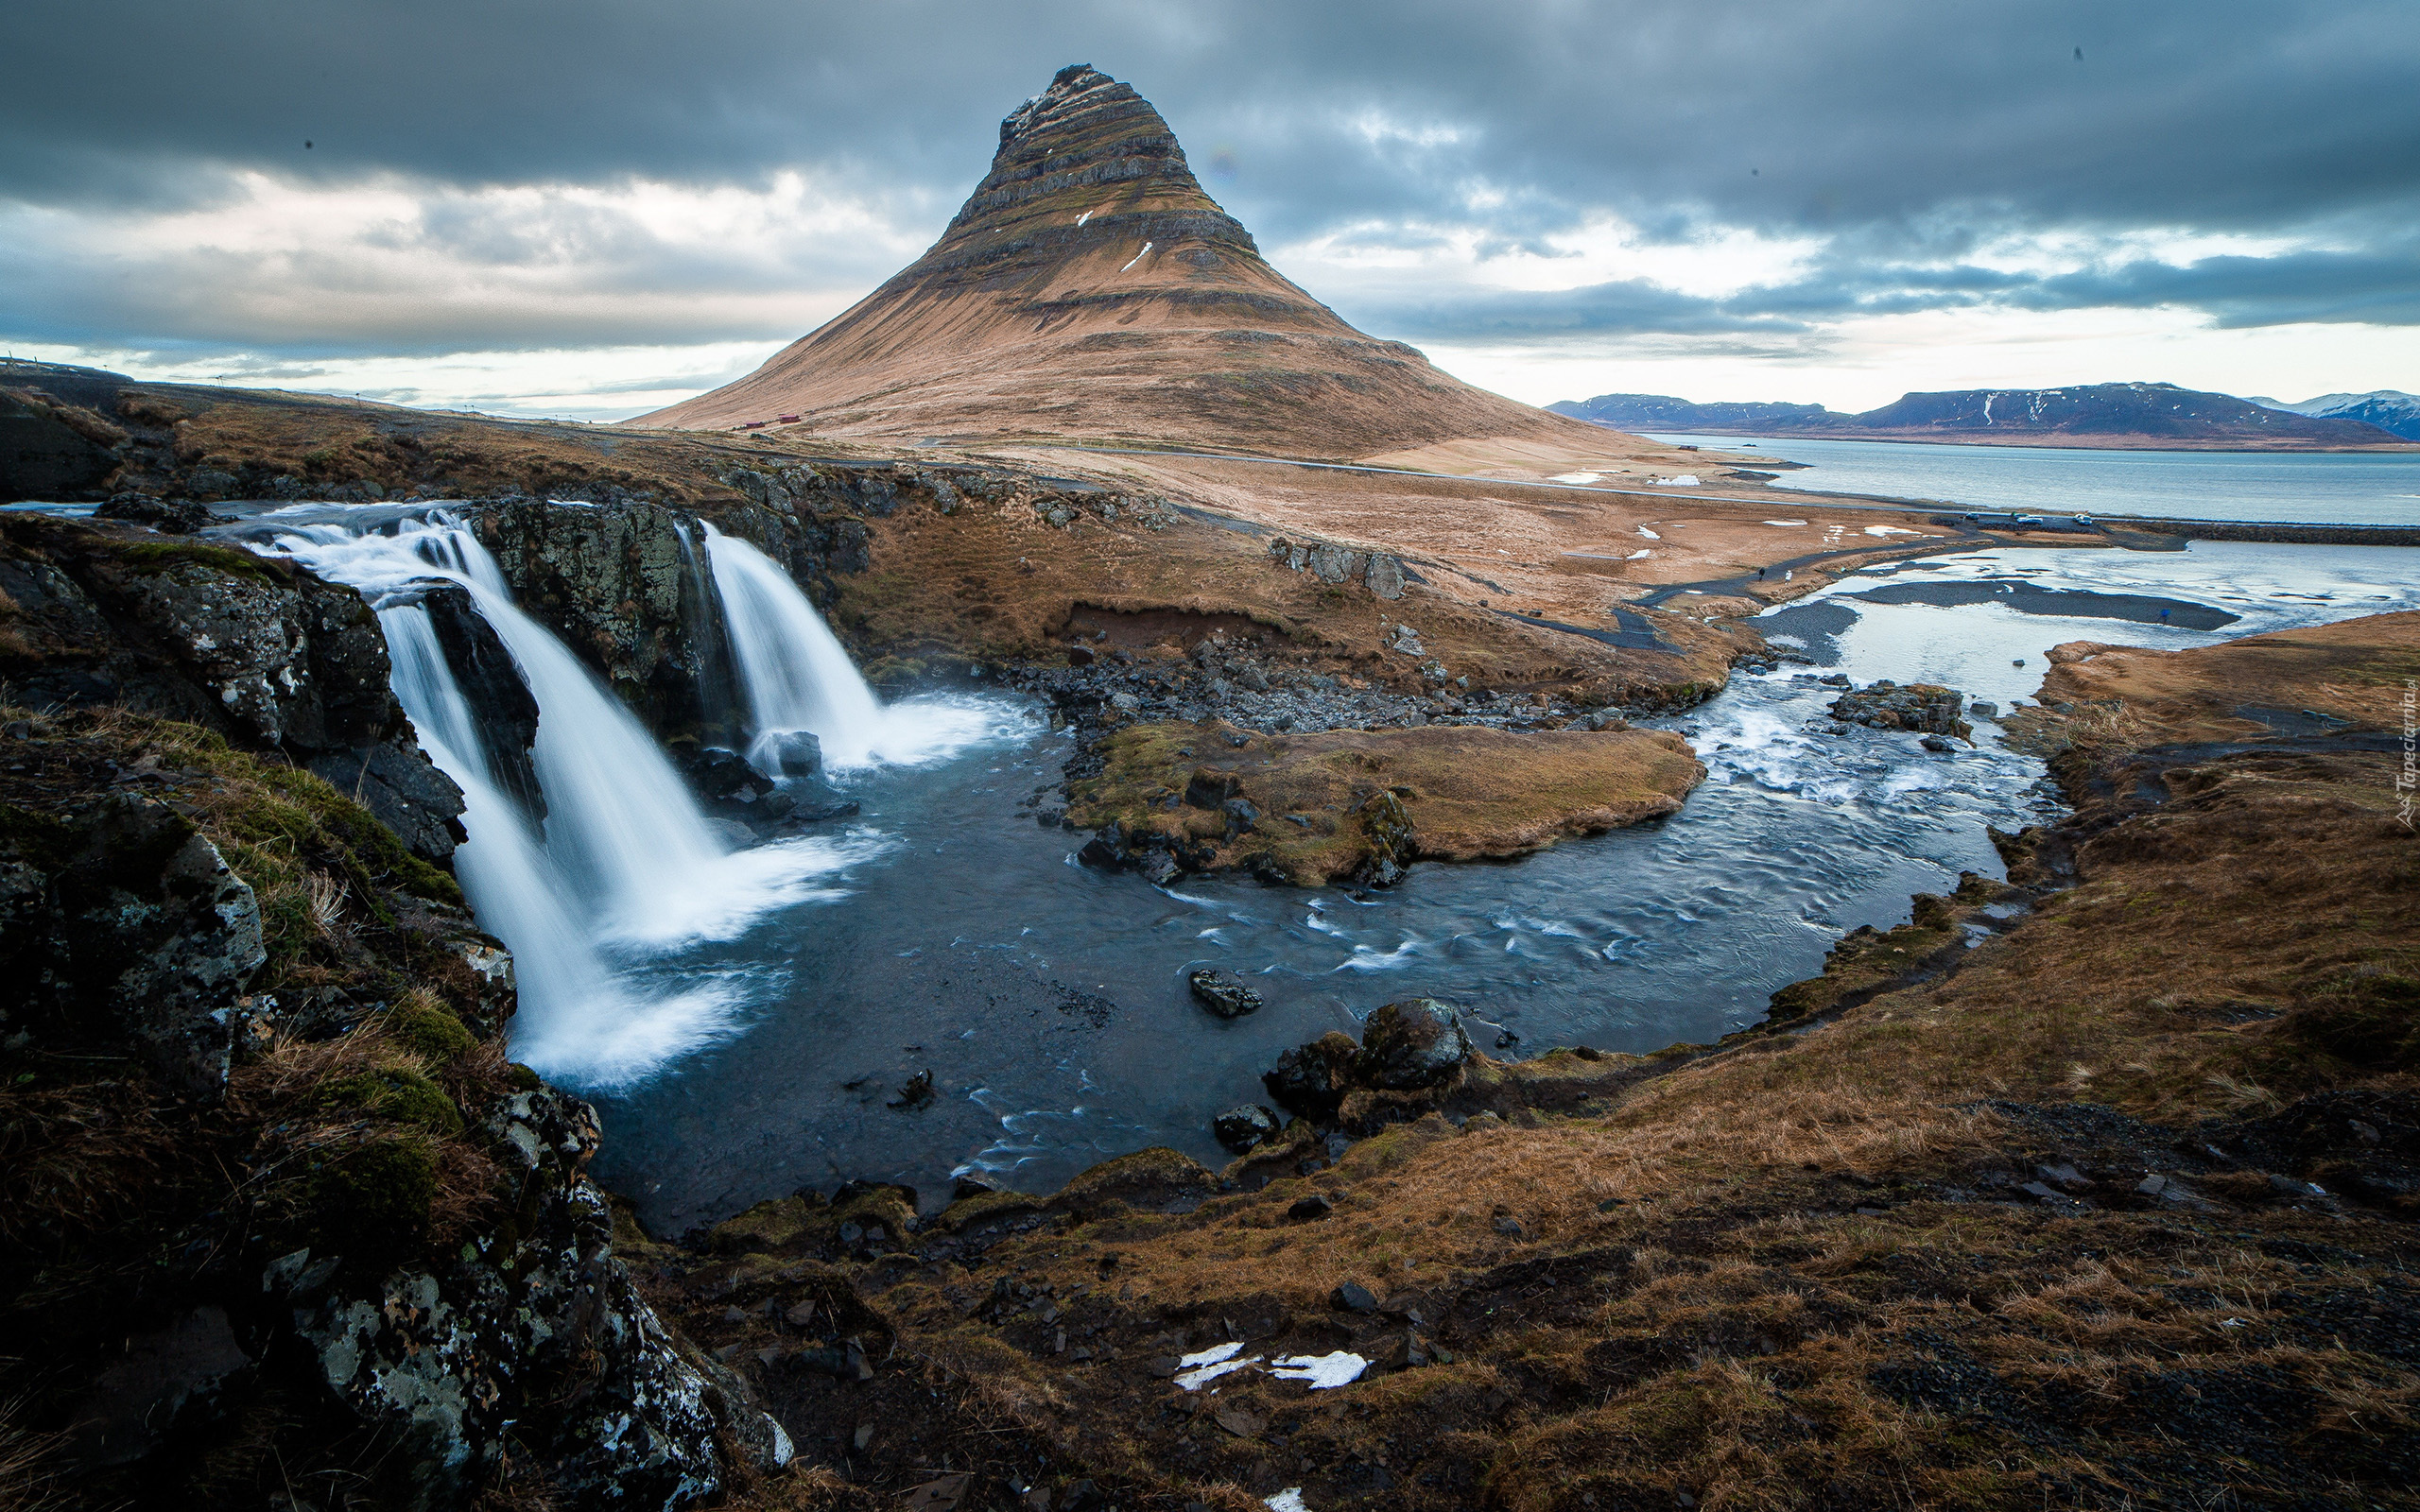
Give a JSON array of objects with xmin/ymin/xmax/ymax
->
[
  {"xmin": 1264, "ymin": 1031, "xmax": 1360, "ymax": 1118},
  {"xmin": 1828, "ymin": 680, "xmax": 1971, "ymax": 739},
  {"xmin": 1355, "ymin": 998, "xmax": 1475, "ymax": 1091},
  {"xmin": 1188, "ymin": 966, "xmax": 1264, "ymax": 1018},
  {"xmin": 1214, "ymin": 1104, "xmax": 1283, "ymax": 1150},
  {"xmin": 421, "ymin": 581, "xmax": 544, "ymax": 821}
]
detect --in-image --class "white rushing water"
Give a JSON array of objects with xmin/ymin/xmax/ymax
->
[
  {"xmin": 699, "ymin": 520, "xmax": 1001, "ymax": 771},
  {"xmin": 256, "ymin": 510, "xmax": 865, "ymax": 1087}
]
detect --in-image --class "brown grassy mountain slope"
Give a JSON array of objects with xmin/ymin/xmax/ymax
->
[{"xmin": 638, "ymin": 65, "xmax": 1616, "ymax": 460}]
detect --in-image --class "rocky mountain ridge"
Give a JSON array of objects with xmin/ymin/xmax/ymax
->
[
  {"xmin": 1553, "ymin": 380, "xmax": 2412, "ymax": 449},
  {"xmin": 2251, "ymin": 387, "xmax": 2420, "ymax": 440}
]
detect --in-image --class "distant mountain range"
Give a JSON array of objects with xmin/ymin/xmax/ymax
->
[
  {"xmin": 1549, "ymin": 381, "xmax": 2415, "ymax": 450},
  {"xmin": 2245, "ymin": 390, "xmax": 2420, "ymax": 440}
]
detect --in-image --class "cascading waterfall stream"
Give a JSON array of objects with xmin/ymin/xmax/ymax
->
[
  {"xmin": 699, "ymin": 521, "xmax": 1001, "ymax": 771},
  {"xmin": 700, "ymin": 521, "xmax": 884, "ymax": 769},
  {"xmin": 253, "ymin": 508, "xmax": 867, "ymax": 1088}
]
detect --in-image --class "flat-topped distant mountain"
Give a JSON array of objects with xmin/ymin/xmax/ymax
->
[
  {"xmin": 1552, "ymin": 381, "xmax": 2412, "ymax": 451},
  {"xmin": 640, "ymin": 65, "xmax": 1607, "ymax": 460},
  {"xmin": 2248, "ymin": 389, "xmax": 2420, "ymax": 441}
]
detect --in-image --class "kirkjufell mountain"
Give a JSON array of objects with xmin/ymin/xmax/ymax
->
[{"xmin": 640, "ymin": 64, "xmax": 1607, "ymax": 457}]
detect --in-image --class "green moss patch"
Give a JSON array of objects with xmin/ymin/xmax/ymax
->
[
  {"xmin": 306, "ymin": 1134, "xmax": 439, "ymax": 1261},
  {"xmin": 319, "ymin": 1067, "xmax": 464, "ymax": 1136},
  {"xmin": 114, "ymin": 540, "xmax": 283, "ymax": 585},
  {"xmin": 387, "ymin": 996, "xmax": 476, "ymax": 1062}
]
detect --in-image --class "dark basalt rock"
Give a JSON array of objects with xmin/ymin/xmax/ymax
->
[
  {"xmin": 1215, "ymin": 1104, "xmax": 1283, "ymax": 1150},
  {"xmin": 753, "ymin": 728, "xmax": 824, "ymax": 780},
  {"xmin": 691, "ymin": 746, "xmax": 774, "ymax": 803},
  {"xmin": 0, "ymin": 515, "xmax": 472, "ymax": 863},
  {"xmin": 1355, "ymin": 998, "xmax": 1475, "ymax": 1091},
  {"xmin": 1188, "ymin": 967, "xmax": 1264, "ymax": 1018},
  {"xmin": 1357, "ymin": 788, "xmax": 1416, "ymax": 888},
  {"xmin": 1264, "ymin": 1031, "xmax": 1360, "ymax": 1118},
  {"xmin": 0, "ymin": 386, "xmax": 122, "ymax": 501},
  {"xmin": 95, "ymin": 492, "xmax": 217, "ymax": 533},
  {"xmin": 280, "ymin": 1083, "xmax": 755, "ymax": 1508},
  {"xmin": 0, "ymin": 793, "xmax": 266, "ymax": 1099},
  {"xmin": 1828, "ymin": 680, "xmax": 1973, "ymax": 740},
  {"xmin": 422, "ymin": 581, "xmax": 544, "ymax": 823},
  {"xmin": 68, "ymin": 1305, "xmax": 252, "ymax": 1467}
]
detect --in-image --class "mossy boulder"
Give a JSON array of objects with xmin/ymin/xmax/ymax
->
[
  {"xmin": 388, "ymin": 996, "xmax": 476, "ymax": 1061},
  {"xmin": 1049, "ymin": 1146, "xmax": 1217, "ymax": 1216},
  {"xmin": 1354, "ymin": 998, "xmax": 1475, "ymax": 1091},
  {"xmin": 1264, "ymin": 1031, "xmax": 1361, "ymax": 1118}
]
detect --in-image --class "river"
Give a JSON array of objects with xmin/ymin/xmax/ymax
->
[{"xmin": 588, "ymin": 536, "xmax": 2420, "ymax": 1233}]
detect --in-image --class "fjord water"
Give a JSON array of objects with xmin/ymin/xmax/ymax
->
[
  {"xmin": 1646, "ymin": 431, "xmax": 2420, "ymax": 525},
  {"xmin": 587, "ymin": 537, "xmax": 2420, "ymax": 1233}
]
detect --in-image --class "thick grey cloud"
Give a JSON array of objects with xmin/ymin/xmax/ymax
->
[{"xmin": 4, "ymin": 0, "xmax": 2416, "ymax": 357}]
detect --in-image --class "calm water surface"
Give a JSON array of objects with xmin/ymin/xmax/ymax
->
[{"xmin": 1645, "ymin": 431, "xmax": 2420, "ymax": 526}]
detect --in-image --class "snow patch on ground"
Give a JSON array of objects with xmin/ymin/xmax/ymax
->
[
  {"xmin": 1173, "ymin": 1341, "xmax": 1260, "ymax": 1390},
  {"xmin": 1270, "ymin": 1351, "xmax": 1369, "ymax": 1389}
]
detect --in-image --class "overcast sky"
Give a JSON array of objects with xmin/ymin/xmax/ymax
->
[{"xmin": 4, "ymin": 0, "xmax": 2415, "ymax": 420}]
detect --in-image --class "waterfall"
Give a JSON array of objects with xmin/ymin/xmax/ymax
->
[
  {"xmin": 378, "ymin": 606, "xmax": 733, "ymax": 1080},
  {"xmin": 698, "ymin": 521, "xmax": 1004, "ymax": 773},
  {"xmin": 253, "ymin": 508, "xmax": 862, "ymax": 1088},
  {"xmin": 699, "ymin": 522, "xmax": 885, "ymax": 770}
]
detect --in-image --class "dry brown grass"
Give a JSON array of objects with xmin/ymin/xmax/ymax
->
[
  {"xmin": 0, "ymin": 1080, "xmax": 180, "ymax": 1247},
  {"xmin": 1067, "ymin": 719, "xmax": 1705, "ymax": 883},
  {"xmin": 2025, "ymin": 612, "xmax": 2420, "ymax": 746},
  {"xmin": 0, "ymin": 1394, "xmax": 72, "ymax": 1512},
  {"xmin": 634, "ymin": 619, "xmax": 2420, "ymax": 1510}
]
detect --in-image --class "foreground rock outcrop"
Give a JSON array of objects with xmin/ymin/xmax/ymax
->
[
  {"xmin": 1, "ymin": 513, "xmax": 470, "ymax": 861},
  {"xmin": 0, "ymin": 532, "xmax": 781, "ymax": 1509}
]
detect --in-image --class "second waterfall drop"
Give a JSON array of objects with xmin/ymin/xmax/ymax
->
[{"xmin": 700, "ymin": 522, "xmax": 888, "ymax": 770}]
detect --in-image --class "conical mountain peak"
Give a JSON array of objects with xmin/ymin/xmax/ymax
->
[
  {"xmin": 641, "ymin": 68, "xmax": 1597, "ymax": 457},
  {"xmin": 910, "ymin": 63, "xmax": 1259, "ymax": 287}
]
